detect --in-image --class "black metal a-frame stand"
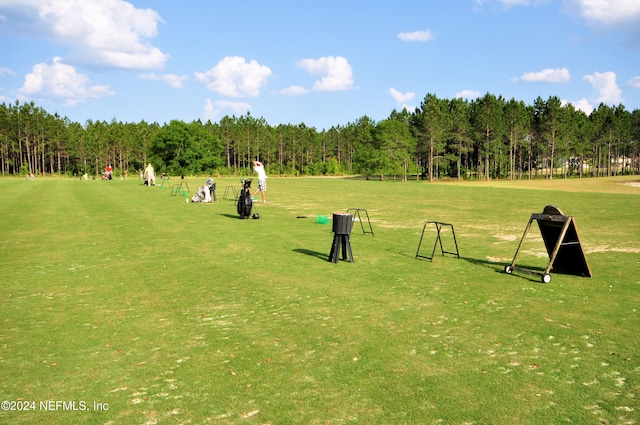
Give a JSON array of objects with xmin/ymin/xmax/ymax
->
[
  {"xmin": 347, "ymin": 208, "xmax": 374, "ymax": 236},
  {"xmin": 223, "ymin": 185, "xmax": 238, "ymax": 200},
  {"xmin": 504, "ymin": 205, "xmax": 592, "ymax": 283},
  {"xmin": 170, "ymin": 182, "xmax": 190, "ymax": 197},
  {"xmin": 415, "ymin": 221, "xmax": 460, "ymax": 262}
]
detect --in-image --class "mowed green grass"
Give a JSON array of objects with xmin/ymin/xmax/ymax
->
[{"xmin": 0, "ymin": 175, "xmax": 639, "ymax": 424}]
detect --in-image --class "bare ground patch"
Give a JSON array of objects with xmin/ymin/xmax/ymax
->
[{"xmin": 585, "ymin": 245, "xmax": 640, "ymax": 254}]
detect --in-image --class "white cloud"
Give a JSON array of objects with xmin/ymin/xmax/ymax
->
[
  {"xmin": 296, "ymin": 56, "xmax": 354, "ymax": 91},
  {"xmin": 277, "ymin": 85, "xmax": 309, "ymax": 96},
  {"xmin": 140, "ymin": 73, "xmax": 188, "ymax": 88},
  {"xmin": 387, "ymin": 89, "xmax": 416, "ymax": 113},
  {"xmin": 500, "ymin": 0, "xmax": 532, "ymax": 5},
  {"xmin": 474, "ymin": 0, "xmax": 550, "ymax": 10},
  {"xmin": 520, "ymin": 67, "xmax": 571, "ymax": 83},
  {"xmin": 481, "ymin": 1, "xmax": 640, "ymax": 43},
  {"xmin": 19, "ymin": 57, "xmax": 113, "ymax": 106},
  {"xmin": 562, "ymin": 0, "xmax": 640, "ymax": 27},
  {"xmin": 0, "ymin": 0, "xmax": 169, "ymax": 70},
  {"xmin": 397, "ymin": 29, "xmax": 435, "ymax": 42},
  {"xmin": 400, "ymin": 104, "xmax": 416, "ymax": 113},
  {"xmin": 387, "ymin": 88, "xmax": 415, "ymax": 104},
  {"xmin": 0, "ymin": 67, "xmax": 15, "ymax": 77},
  {"xmin": 561, "ymin": 0, "xmax": 640, "ymax": 45},
  {"xmin": 584, "ymin": 71, "xmax": 623, "ymax": 104},
  {"xmin": 628, "ymin": 76, "xmax": 640, "ymax": 88},
  {"xmin": 204, "ymin": 99, "xmax": 252, "ymax": 121},
  {"xmin": 195, "ymin": 56, "xmax": 272, "ymax": 98},
  {"xmin": 455, "ymin": 90, "xmax": 482, "ymax": 100},
  {"xmin": 570, "ymin": 98, "xmax": 594, "ymax": 115}
]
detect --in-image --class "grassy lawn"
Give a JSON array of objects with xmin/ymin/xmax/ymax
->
[{"xmin": 1, "ymin": 175, "xmax": 639, "ymax": 424}]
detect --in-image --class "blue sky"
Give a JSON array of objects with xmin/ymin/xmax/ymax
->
[{"xmin": 1, "ymin": 0, "xmax": 639, "ymax": 130}]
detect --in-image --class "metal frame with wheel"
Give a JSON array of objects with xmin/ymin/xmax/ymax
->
[
  {"xmin": 505, "ymin": 205, "xmax": 592, "ymax": 284},
  {"xmin": 504, "ymin": 264, "xmax": 551, "ymax": 284}
]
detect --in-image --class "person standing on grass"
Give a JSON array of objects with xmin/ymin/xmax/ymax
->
[
  {"xmin": 145, "ymin": 163, "xmax": 156, "ymax": 186},
  {"xmin": 252, "ymin": 160, "xmax": 267, "ymax": 204}
]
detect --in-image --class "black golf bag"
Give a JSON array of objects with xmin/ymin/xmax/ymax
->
[{"xmin": 237, "ymin": 178, "xmax": 253, "ymax": 219}]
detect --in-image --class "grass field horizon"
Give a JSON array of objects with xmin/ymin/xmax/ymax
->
[{"xmin": 1, "ymin": 175, "xmax": 638, "ymax": 424}]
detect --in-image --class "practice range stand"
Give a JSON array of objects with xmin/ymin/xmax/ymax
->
[
  {"xmin": 170, "ymin": 182, "xmax": 190, "ymax": 197},
  {"xmin": 223, "ymin": 186, "xmax": 238, "ymax": 200},
  {"xmin": 504, "ymin": 205, "xmax": 592, "ymax": 284},
  {"xmin": 329, "ymin": 212, "xmax": 354, "ymax": 263},
  {"xmin": 159, "ymin": 176, "xmax": 169, "ymax": 188},
  {"xmin": 415, "ymin": 221, "xmax": 460, "ymax": 262},
  {"xmin": 347, "ymin": 208, "xmax": 374, "ymax": 236}
]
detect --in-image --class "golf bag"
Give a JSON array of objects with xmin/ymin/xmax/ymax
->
[
  {"xmin": 191, "ymin": 186, "xmax": 207, "ymax": 203},
  {"xmin": 237, "ymin": 178, "xmax": 253, "ymax": 219}
]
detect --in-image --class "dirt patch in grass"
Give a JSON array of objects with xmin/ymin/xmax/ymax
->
[
  {"xmin": 486, "ymin": 256, "xmax": 513, "ymax": 263},
  {"xmin": 585, "ymin": 245, "xmax": 640, "ymax": 254}
]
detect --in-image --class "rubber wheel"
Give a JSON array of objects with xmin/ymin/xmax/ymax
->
[
  {"xmin": 504, "ymin": 265, "xmax": 513, "ymax": 274},
  {"xmin": 541, "ymin": 273, "xmax": 551, "ymax": 284}
]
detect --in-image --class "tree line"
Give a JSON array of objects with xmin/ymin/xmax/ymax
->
[{"xmin": 1, "ymin": 92, "xmax": 639, "ymax": 181}]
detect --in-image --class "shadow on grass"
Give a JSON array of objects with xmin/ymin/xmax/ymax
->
[
  {"xmin": 462, "ymin": 256, "xmax": 553, "ymax": 284},
  {"xmin": 413, "ymin": 254, "xmax": 549, "ymax": 284},
  {"xmin": 460, "ymin": 256, "xmax": 506, "ymax": 273},
  {"xmin": 293, "ymin": 248, "xmax": 329, "ymax": 261},
  {"xmin": 219, "ymin": 213, "xmax": 249, "ymax": 220},
  {"xmin": 387, "ymin": 249, "xmax": 417, "ymax": 259}
]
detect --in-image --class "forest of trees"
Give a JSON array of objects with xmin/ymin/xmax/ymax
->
[{"xmin": 1, "ymin": 92, "xmax": 639, "ymax": 181}]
